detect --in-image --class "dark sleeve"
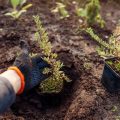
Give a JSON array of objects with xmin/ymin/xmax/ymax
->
[{"xmin": 0, "ymin": 76, "xmax": 16, "ymax": 113}]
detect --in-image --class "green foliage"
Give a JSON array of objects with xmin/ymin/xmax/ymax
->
[
  {"xmin": 111, "ymin": 106, "xmax": 118, "ymax": 112},
  {"xmin": 86, "ymin": 25, "xmax": 120, "ymax": 72},
  {"xmin": 11, "ymin": 0, "xmax": 20, "ymax": 9},
  {"xmin": 52, "ymin": 2, "xmax": 69, "ymax": 19},
  {"xmin": 29, "ymin": 53, "xmax": 37, "ymax": 57},
  {"xmin": 106, "ymin": 61, "xmax": 113, "ymax": 66},
  {"xmin": 116, "ymin": 116, "xmax": 120, "ymax": 120},
  {"xmin": 76, "ymin": 8, "xmax": 87, "ymax": 17},
  {"xmin": 5, "ymin": 0, "xmax": 32, "ymax": 19},
  {"xmin": 86, "ymin": 28, "xmax": 114, "ymax": 49},
  {"xmin": 115, "ymin": 62, "xmax": 120, "ymax": 71},
  {"xmin": 83, "ymin": 62, "xmax": 92, "ymax": 70},
  {"xmin": 76, "ymin": 0, "xmax": 105, "ymax": 27},
  {"xmin": 86, "ymin": 27, "xmax": 120, "ymax": 58},
  {"xmin": 106, "ymin": 60, "xmax": 120, "ymax": 72},
  {"xmin": 33, "ymin": 15, "xmax": 70, "ymax": 93}
]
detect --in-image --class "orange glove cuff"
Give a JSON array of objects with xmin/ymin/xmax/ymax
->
[{"xmin": 8, "ymin": 66, "xmax": 25, "ymax": 95}]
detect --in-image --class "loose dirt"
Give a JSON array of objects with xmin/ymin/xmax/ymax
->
[{"xmin": 0, "ymin": 0, "xmax": 120, "ymax": 120}]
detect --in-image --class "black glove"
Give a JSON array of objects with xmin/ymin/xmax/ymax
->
[{"xmin": 12, "ymin": 40, "xmax": 49, "ymax": 93}]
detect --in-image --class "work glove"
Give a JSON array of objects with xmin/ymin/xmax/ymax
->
[{"xmin": 9, "ymin": 40, "xmax": 49, "ymax": 94}]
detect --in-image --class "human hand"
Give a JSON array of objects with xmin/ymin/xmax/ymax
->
[{"xmin": 9, "ymin": 40, "xmax": 49, "ymax": 94}]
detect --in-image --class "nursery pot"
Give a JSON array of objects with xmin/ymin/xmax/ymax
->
[
  {"xmin": 36, "ymin": 80, "xmax": 73, "ymax": 108},
  {"xmin": 101, "ymin": 57, "xmax": 120, "ymax": 93}
]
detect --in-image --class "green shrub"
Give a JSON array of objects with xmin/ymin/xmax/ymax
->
[
  {"xmin": 86, "ymin": 27, "xmax": 120, "ymax": 58},
  {"xmin": 33, "ymin": 15, "xmax": 70, "ymax": 93}
]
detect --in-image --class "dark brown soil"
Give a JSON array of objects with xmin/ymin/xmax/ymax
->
[{"xmin": 1, "ymin": 0, "xmax": 120, "ymax": 120}]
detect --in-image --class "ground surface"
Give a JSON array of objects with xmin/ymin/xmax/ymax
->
[{"xmin": 0, "ymin": 0, "xmax": 120, "ymax": 120}]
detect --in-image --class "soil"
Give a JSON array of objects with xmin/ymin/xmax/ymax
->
[{"xmin": 0, "ymin": 0, "xmax": 120, "ymax": 120}]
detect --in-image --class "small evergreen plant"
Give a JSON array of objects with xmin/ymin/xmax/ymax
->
[
  {"xmin": 33, "ymin": 15, "xmax": 70, "ymax": 93},
  {"xmin": 86, "ymin": 26, "xmax": 120, "ymax": 72},
  {"xmin": 86, "ymin": 27, "xmax": 120, "ymax": 58}
]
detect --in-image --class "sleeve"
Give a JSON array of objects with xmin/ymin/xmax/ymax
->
[{"xmin": 0, "ymin": 76, "xmax": 16, "ymax": 113}]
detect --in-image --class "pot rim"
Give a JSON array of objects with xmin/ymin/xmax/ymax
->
[{"xmin": 104, "ymin": 57, "xmax": 120, "ymax": 78}]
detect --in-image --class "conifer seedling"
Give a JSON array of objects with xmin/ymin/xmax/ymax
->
[
  {"xmin": 33, "ymin": 15, "xmax": 70, "ymax": 93},
  {"xmin": 86, "ymin": 27, "xmax": 120, "ymax": 58},
  {"xmin": 86, "ymin": 26, "xmax": 120, "ymax": 72}
]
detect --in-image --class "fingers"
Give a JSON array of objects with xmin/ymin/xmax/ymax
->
[
  {"xmin": 19, "ymin": 40, "xmax": 30, "ymax": 54},
  {"xmin": 37, "ymin": 60, "xmax": 50, "ymax": 69},
  {"xmin": 29, "ymin": 68, "xmax": 51, "ymax": 89},
  {"xmin": 14, "ymin": 40, "xmax": 30, "ymax": 66},
  {"xmin": 39, "ymin": 73, "xmax": 51, "ymax": 82},
  {"xmin": 32, "ymin": 56, "xmax": 50, "ymax": 69}
]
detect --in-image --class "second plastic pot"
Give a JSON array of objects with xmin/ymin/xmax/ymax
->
[{"xmin": 101, "ymin": 57, "xmax": 120, "ymax": 93}]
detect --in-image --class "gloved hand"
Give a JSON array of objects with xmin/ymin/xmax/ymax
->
[{"xmin": 9, "ymin": 40, "xmax": 49, "ymax": 94}]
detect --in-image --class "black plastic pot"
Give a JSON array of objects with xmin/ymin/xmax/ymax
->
[
  {"xmin": 101, "ymin": 57, "xmax": 120, "ymax": 93},
  {"xmin": 35, "ymin": 66, "xmax": 79, "ymax": 108}
]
